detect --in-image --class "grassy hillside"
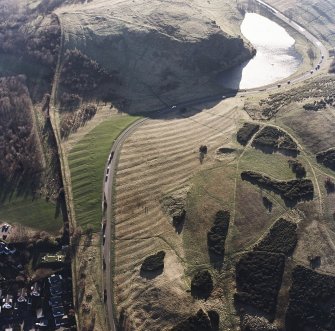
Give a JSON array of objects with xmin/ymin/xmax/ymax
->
[{"xmin": 68, "ymin": 114, "xmax": 139, "ymax": 231}]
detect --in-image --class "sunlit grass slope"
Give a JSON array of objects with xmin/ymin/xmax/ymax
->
[{"xmin": 68, "ymin": 115, "xmax": 140, "ymax": 231}]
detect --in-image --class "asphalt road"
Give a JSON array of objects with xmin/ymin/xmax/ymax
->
[{"xmin": 101, "ymin": 1, "xmax": 329, "ymax": 329}]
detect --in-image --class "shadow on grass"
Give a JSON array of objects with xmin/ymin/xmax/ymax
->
[{"xmin": 140, "ymin": 267, "xmax": 164, "ymax": 280}]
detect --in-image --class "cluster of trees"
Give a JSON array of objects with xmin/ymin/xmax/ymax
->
[
  {"xmin": 59, "ymin": 49, "xmax": 113, "ymax": 96},
  {"xmin": 254, "ymin": 218, "xmax": 297, "ymax": 256},
  {"xmin": 60, "ymin": 104, "xmax": 97, "ymax": 138},
  {"xmin": 316, "ymin": 148, "xmax": 335, "ymax": 171},
  {"xmin": 171, "ymin": 309, "xmax": 218, "ymax": 331},
  {"xmin": 252, "ymin": 126, "xmax": 298, "ymax": 156},
  {"xmin": 241, "ymin": 171, "xmax": 314, "ymax": 206},
  {"xmin": 236, "ymin": 123, "xmax": 260, "ymax": 146},
  {"xmin": 235, "ymin": 251, "xmax": 285, "ymax": 320},
  {"xmin": 191, "ymin": 270, "xmax": 213, "ymax": 299},
  {"xmin": 286, "ymin": 266, "xmax": 335, "ymax": 331},
  {"xmin": 0, "ymin": 76, "xmax": 42, "ymax": 181},
  {"xmin": 288, "ymin": 159, "xmax": 306, "ymax": 178},
  {"xmin": 0, "ymin": 13, "xmax": 60, "ymax": 67}
]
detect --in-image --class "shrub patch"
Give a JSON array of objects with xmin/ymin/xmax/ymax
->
[
  {"xmin": 286, "ymin": 266, "xmax": 335, "ymax": 331},
  {"xmin": 254, "ymin": 218, "xmax": 297, "ymax": 256},
  {"xmin": 207, "ymin": 210, "xmax": 230, "ymax": 268},
  {"xmin": 241, "ymin": 171, "xmax": 314, "ymax": 206},
  {"xmin": 236, "ymin": 123, "xmax": 260, "ymax": 146},
  {"xmin": 191, "ymin": 270, "xmax": 213, "ymax": 299},
  {"xmin": 252, "ymin": 126, "xmax": 298, "ymax": 156},
  {"xmin": 140, "ymin": 251, "xmax": 165, "ymax": 273},
  {"xmin": 316, "ymin": 148, "xmax": 335, "ymax": 171},
  {"xmin": 235, "ymin": 251, "xmax": 285, "ymax": 320}
]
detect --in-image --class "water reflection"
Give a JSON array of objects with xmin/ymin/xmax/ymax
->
[{"xmin": 220, "ymin": 13, "xmax": 302, "ymax": 90}]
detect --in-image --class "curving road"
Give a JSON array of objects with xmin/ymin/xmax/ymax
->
[{"xmin": 101, "ymin": 0, "xmax": 329, "ymax": 329}]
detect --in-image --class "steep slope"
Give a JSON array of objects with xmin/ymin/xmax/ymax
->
[{"xmin": 56, "ymin": 0, "xmax": 254, "ymax": 113}]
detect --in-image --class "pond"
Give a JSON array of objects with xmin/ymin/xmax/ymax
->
[{"xmin": 220, "ymin": 12, "xmax": 302, "ymax": 90}]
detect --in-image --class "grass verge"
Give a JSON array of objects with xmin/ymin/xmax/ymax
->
[{"xmin": 68, "ymin": 114, "xmax": 140, "ymax": 231}]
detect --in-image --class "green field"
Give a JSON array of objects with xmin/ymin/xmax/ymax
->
[
  {"xmin": 0, "ymin": 195, "xmax": 63, "ymax": 233},
  {"xmin": 68, "ymin": 115, "xmax": 140, "ymax": 231},
  {"xmin": 239, "ymin": 148, "xmax": 300, "ymax": 181}
]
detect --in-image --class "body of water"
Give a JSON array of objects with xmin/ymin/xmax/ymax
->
[{"xmin": 220, "ymin": 13, "xmax": 302, "ymax": 90}]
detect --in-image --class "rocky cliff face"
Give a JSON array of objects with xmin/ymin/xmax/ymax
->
[{"xmin": 57, "ymin": 0, "xmax": 255, "ymax": 112}]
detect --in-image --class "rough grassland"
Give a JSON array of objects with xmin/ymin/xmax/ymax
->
[
  {"xmin": 184, "ymin": 165, "xmax": 236, "ymax": 270},
  {"xmin": 239, "ymin": 148, "xmax": 299, "ymax": 181},
  {"xmin": 0, "ymin": 196, "xmax": 62, "ymax": 233},
  {"xmin": 113, "ymin": 99, "xmax": 244, "ymax": 330},
  {"xmin": 68, "ymin": 114, "xmax": 139, "ymax": 230}
]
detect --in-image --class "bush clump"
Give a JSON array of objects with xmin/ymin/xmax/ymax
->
[
  {"xmin": 325, "ymin": 178, "xmax": 335, "ymax": 194},
  {"xmin": 235, "ymin": 251, "xmax": 285, "ymax": 320},
  {"xmin": 207, "ymin": 210, "xmax": 230, "ymax": 257},
  {"xmin": 241, "ymin": 171, "xmax": 314, "ymax": 206},
  {"xmin": 316, "ymin": 148, "xmax": 335, "ymax": 171},
  {"xmin": 237, "ymin": 123, "xmax": 260, "ymax": 146},
  {"xmin": 254, "ymin": 218, "xmax": 297, "ymax": 256},
  {"xmin": 191, "ymin": 270, "xmax": 213, "ymax": 299},
  {"xmin": 285, "ymin": 266, "xmax": 335, "ymax": 331},
  {"xmin": 140, "ymin": 251, "xmax": 165, "ymax": 272},
  {"xmin": 252, "ymin": 126, "xmax": 298, "ymax": 155},
  {"xmin": 288, "ymin": 159, "xmax": 306, "ymax": 178},
  {"xmin": 171, "ymin": 309, "xmax": 213, "ymax": 331}
]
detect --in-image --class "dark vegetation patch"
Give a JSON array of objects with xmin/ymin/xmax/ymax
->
[
  {"xmin": 329, "ymin": 59, "xmax": 335, "ymax": 74},
  {"xmin": 0, "ymin": 76, "xmax": 42, "ymax": 189},
  {"xmin": 191, "ymin": 270, "xmax": 213, "ymax": 299},
  {"xmin": 171, "ymin": 309, "xmax": 214, "ymax": 331},
  {"xmin": 252, "ymin": 126, "xmax": 298, "ymax": 156},
  {"xmin": 303, "ymin": 99, "xmax": 329, "ymax": 111},
  {"xmin": 140, "ymin": 251, "xmax": 165, "ymax": 278},
  {"xmin": 241, "ymin": 171, "xmax": 314, "ymax": 206},
  {"xmin": 235, "ymin": 251, "xmax": 285, "ymax": 321},
  {"xmin": 236, "ymin": 123, "xmax": 260, "ymax": 146},
  {"xmin": 325, "ymin": 177, "xmax": 335, "ymax": 194},
  {"xmin": 207, "ymin": 210, "xmax": 230, "ymax": 268},
  {"xmin": 60, "ymin": 104, "xmax": 97, "ymax": 138},
  {"xmin": 316, "ymin": 148, "xmax": 335, "ymax": 171},
  {"xmin": 262, "ymin": 196, "xmax": 273, "ymax": 212},
  {"xmin": 254, "ymin": 218, "xmax": 297, "ymax": 256},
  {"xmin": 288, "ymin": 159, "xmax": 306, "ymax": 178},
  {"xmin": 59, "ymin": 49, "xmax": 118, "ymax": 109},
  {"xmin": 286, "ymin": 266, "xmax": 335, "ymax": 331},
  {"xmin": 207, "ymin": 310, "xmax": 219, "ymax": 331}
]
